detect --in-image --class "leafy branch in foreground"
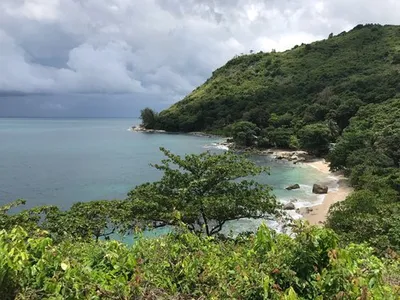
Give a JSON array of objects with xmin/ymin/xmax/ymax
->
[
  {"xmin": 127, "ymin": 148, "xmax": 278, "ymax": 235},
  {"xmin": 0, "ymin": 224, "xmax": 398, "ymax": 299}
]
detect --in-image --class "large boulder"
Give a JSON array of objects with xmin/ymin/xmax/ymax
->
[
  {"xmin": 283, "ymin": 202, "xmax": 296, "ymax": 210},
  {"xmin": 312, "ymin": 184, "xmax": 328, "ymax": 194},
  {"xmin": 286, "ymin": 184, "xmax": 300, "ymax": 190}
]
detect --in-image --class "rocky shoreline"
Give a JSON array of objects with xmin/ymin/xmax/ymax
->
[
  {"xmin": 130, "ymin": 127, "xmax": 352, "ymax": 226},
  {"xmin": 215, "ymin": 139, "xmax": 314, "ymax": 164},
  {"xmin": 214, "ymin": 139, "xmax": 353, "ymax": 226},
  {"xmin": 131, "ymin": 125, "xmax": 221, "ymax": 138},
  {"xmin": 131, "ymin": 125, "xmax": 167, "ymax": 134}
]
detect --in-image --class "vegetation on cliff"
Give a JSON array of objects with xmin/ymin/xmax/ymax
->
[
  {"xmin": 326, "ymin": 98, "xmax": 400, "ymax": 252},
  {"xmin": 141, "ymin": 24, "xmax": 400, "ymax": 153}
]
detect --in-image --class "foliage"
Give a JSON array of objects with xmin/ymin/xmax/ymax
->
[
  {"xmin": 140, "ymin": 107, "xmax": 159, "ymax": 129},
  {"xmin": 258, "ymin": 127, "xmax": 295, "ymax": 149},
  {"xmin": 327, "ymin": 98, "xmax": 400, "ymax": 252},
  {"xmin": 0, "ymin": 199, "xmax": 135, "ymax": 242},
  {"xmin": 326, "ymin": 188, "xmax": 400, "ymax": 252},
  {"xmin": 127, "ymin": 147, "xmax": 278, "ymax": 236},
  {"xmin": 329, "ymin": 98, "xmax": 400, "ymax": 172},
  {"xmin": 0, "ymin": 224, "xmax": 398, "ymax": 299},
  {"xmin": 289, "ymin": 135, "xmax": 301, "ymax": 150},
  {"xmin": 145, "ymin": 25, "xmax": 400, "ymax": 146},
  {"xmin": 231, "ymin": 121, "xmax": 260, "ymax": 146},
  {"xmin": 44, "ymin": 200, "xmax": 132, "ymax": 241},
  {"xmin": 0, "ymin": 199, "xmax": 54, "ymax": 233},
  {"xmin": 298, "ymin": 123, "xmax": 331, "ymax": 156}
]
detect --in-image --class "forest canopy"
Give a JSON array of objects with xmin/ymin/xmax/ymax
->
[{"xmin": 141, "ymin": 24, "xmax": 400, "ymax": 153}]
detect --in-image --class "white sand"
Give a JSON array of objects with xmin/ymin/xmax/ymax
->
[{"xmin": 300, "ymin": 159, "xmax": 353, "ymax": 225}]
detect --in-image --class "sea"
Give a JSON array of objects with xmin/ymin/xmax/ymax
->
[{"xmin": 0, "ymin": 118, "xmax": 338, "ymax": 235}]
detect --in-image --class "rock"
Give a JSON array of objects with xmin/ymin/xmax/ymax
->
[
  {"xmin": 312, "ymin": 184, "xmax": 328, "ymax": 194},
  {"xmin": 131, "ymin": 125, "xmax": 145, "ymax": 131},
  {"xmin": 286, "ymin": 184, "xmax": 300, "ymax": 190},
  {"xmin": 131, "ymin": 125, "xmax": 166, "ymax": 133},
  {"xmin": 283, "ymin": 202, "xmax": 295, "ymax": 210}
]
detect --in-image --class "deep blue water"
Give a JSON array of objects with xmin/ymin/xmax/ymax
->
[{"xmin": 0, "ymin": 118, "xmax": 335, "ymax": 213}]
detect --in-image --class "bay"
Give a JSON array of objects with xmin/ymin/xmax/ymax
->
[{"xmin": 0, "ymin": 118, "xmax": 336, "ymax": 222}]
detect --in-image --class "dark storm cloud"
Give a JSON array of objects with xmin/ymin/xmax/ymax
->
[{"xmin": 0, "ymin": 0, "xmax": 399, "ymax": 116}]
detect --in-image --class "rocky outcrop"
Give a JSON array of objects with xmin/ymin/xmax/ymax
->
[
  {"xmin": 283, "ymin": 202, "xmax": 296, "ymax": 210},
  {"xmin": 188, "ymin": 132, "xmax": 221, "ymax": 138},
  {"xmin": 269, "ymin": 151, "xmax": 310, "ymax": 164},
  {"xmin": 286, "ymin": 184, "xmax": 300, "ymax": 190},
  {"xmin": 312, "ymin": 184, "xmax": 328, "ymax": 194},
  {"xmin": 131, "ymin": 125, "xmax": 166, "ymax": 133}
]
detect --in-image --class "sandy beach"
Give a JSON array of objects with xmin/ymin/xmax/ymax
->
[
  {"xmin": 260, "ymin": 150, "xmax": 354, "ymax": 226},
  {"xmin": 300, "ymin": 159, "xmax": 353, "ymax": 225},
  {"xmin": 216, "ymin": 146, "xmax": 354, "ymax": 227}
]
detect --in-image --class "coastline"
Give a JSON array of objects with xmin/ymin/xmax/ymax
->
[
  {"xmin": 130, "ymin": 130, "xmax": 353, "ymax": 227},
  {"xmin": 229, "ymin": 148, "xmax": 354, "ymax": 227},
  {"xmin": 298, "ymin": 158, "xmax": 353, "ymax": 225},
  {"xmin": 268, "ymin": 150, "xmax": 353, "ymax": 225}
]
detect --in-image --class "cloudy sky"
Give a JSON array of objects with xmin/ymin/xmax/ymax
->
[{"xmin": 0, "ymin": 0, "xmax": 399, "ymax": 117}]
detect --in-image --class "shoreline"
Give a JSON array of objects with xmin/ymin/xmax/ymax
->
[
  {"xmin": 270, "ymin": 150, "xmax": 353, "ymax": 225},
  {"xmin": 298, "ymin": 158, "xmax": 353, "ymax": 225},
  {"xmin": 225, "ymin": 148, "xmax": 353, "ymax": 226},
  {"xmin": 130, "ymin": 131, "xmax": 353, "ymax": 226}
]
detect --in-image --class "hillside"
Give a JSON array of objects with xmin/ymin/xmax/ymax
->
[{"xmin": 149, "ymin": 24, "xmax": 400, "ymax": 145}]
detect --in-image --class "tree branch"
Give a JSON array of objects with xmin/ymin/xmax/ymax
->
[{"xmin": 210, "ymin": 220, "xmax": 226, "ymax": 235}]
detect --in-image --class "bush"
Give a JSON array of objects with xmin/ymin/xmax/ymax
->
[
  {"xmin": 140, "ymin": 107, "xmax": 158, "ymax": 129},
  {"xmin": 1, "ymin": 224, "xmax": 398, "ymax": 299},
  {"xmin": 298, "ymin": 123, "xmax": 331, "ymax": 156},
  {"xmin": 231, "ymin": 121, "xmax": 260, "ymax": 146}
]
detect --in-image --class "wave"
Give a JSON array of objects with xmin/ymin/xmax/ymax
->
[{"xmin": 203, "ymin": 142, "xmax": 229, "ymax": 151}]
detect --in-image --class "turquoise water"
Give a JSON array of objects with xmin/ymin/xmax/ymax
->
[{"xmin": 0, "ymin": 118, "xmax": 335, "ymax": 219}]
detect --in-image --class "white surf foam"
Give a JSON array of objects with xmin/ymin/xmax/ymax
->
[{"xmin": 203, "ymin": 142, "xmax": 229, "ymax": 151}]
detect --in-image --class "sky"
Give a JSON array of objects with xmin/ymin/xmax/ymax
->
[{"xmin": 0, "ymin": 0, "xmax": 399, "ymax": 117}]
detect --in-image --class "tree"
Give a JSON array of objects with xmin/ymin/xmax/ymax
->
[
  {"xmin": 140, "ymin": 107, "xmax": 158, "ymax": 129},
  {"xmin": 298, "ymin": 123, "xmax": 331, "ymax": 156},
  {"xmin": 289, "ymin": 135, "xmax": 300, "ymax": 150},
  {"xmin": 242, "ymin": 108, "xmax": 270, "ymax": 127},
  {"xmin": 127, "ymin": 148, "xmax": 278, "ymax": 236},
  {"xmin": 260, "ymin": 127, "xmax": 294, "ymax": 148},
  {"xmin": 0, "ymin": 199, "xmax": 55, "ymax": 233},
  {"xmin": 231, "ymin": 121, "xmax": 260, "ymax": 146},
  {"xmin": 326, "ymin": 188, "xmax": 400, "ymax": 252},
  {"xmin": 44, "ymin": 200, "xmax": 131, "ymax": 241}
]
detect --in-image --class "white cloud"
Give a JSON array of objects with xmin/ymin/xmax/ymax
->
[{"xmin": 0, "ymin": 0, "xmax": 399, "ymax": 103}]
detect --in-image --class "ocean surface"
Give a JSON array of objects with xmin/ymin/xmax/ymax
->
[{"xmin": 0, "ymin": 118, "xmax": 337, "ymax": 232}]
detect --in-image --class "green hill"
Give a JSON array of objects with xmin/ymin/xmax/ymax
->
[{"xmin": 149, "ymin": 24, "xmax": 400, "ymax": 146}]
